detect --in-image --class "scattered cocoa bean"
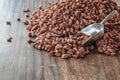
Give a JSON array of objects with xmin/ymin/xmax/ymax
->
[
  {"xmin": 7, "ymin": 37, "xmax": 12, "ymax": 42},
  {"xmin": 28, "ymin": 39, "xmax": 34, "ymax": 44},
  {"xmin": 23, "ymin": 8, "xmax": 30, "ymax": 12},
  {"xmin": 25, "ymin": 14, "xmax": 30, "ymax": 18},
  {"xmin": 23, "ymin": 20, "xmax": 29, "ymax": 25},
  {"xmin": 17, "ymin": 18, "xmax": 21, "ymax": 21},
  {"xmin": 6, "ymin": 21, "xmax": 11, "ymax": 25}
]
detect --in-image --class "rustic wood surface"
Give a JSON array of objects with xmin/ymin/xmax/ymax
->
[{"xmin": 0, "ymin": 0, "xmax": 120, "ymax": 80}]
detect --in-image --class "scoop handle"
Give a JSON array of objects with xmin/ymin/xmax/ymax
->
[{"xmin": 100, "ymin": 10, "xmax": 118, "ymax": 24}]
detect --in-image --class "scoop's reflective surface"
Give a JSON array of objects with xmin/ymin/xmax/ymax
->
[
  {"xmin": 78, "ymin": 10, "xmax": 118, "ymax": 45},
  {"xmin": 80, "ymin": 23, "xmax": 104, "ymax": 36}
]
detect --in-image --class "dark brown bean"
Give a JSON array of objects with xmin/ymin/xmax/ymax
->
[
  {"xmin": 6, "ymin": 21, "xmax": 11, "ymax": 25},
  {"xmin": 23, "ymin": 8, "xmax": 30, "ymax": 12},
  {"xmin": 23, "ymin": 20, "xmax": 29, "ymax": 25},
  {"xmin": 7, "ymin": 37, "xmax": 13, "ymax": 42},
  {"xmin": 17, "ymin": 18, "xmax": 21, "ymax": 21},
  {"xmin": 26, "ymin": 14, "xmax": 30, "ymax": 18},
  {"xmin": 28, "ymin": 39, "xmax": 34, "ymax": 44}
]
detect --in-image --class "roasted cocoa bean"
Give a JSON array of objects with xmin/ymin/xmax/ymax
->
[
  {"xmin": 17, "ymin": 18, "xmax": 21, "ymax": 21},
  {"xmin": 23, "ymin": 20, "xmax": 29, "ymax": 25},
  {"xmin": 23, "ymin": 8, "xmax": 30, "ymax": 12},
  {"xmin": 6, "ymin": 21, "xmax": 11, "ymax": 25},
  {"xmin": 7, "ymin": 37, "xmax": 13, "ymax": 42}
]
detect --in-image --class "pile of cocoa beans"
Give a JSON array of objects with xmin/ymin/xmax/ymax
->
[{"xmin": 26, "ymin": 0, "xmax": 120, "ymax": 59}]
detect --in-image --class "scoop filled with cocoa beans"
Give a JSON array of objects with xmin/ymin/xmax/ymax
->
[
  {"xmin": 78, "ymin": 10, "xmax": 118, "ymax": 46},
  {"xmin": 26, "ymin": 0, "xmax": 120, "ymax": 59}
]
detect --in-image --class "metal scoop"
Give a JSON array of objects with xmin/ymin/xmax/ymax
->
[{"xmin": 78, "ymin": 10, "xmax": 118, "ymax": 45}]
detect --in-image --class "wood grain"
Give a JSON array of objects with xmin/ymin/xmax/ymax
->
[{"xmin": 0, "ymin": 0, "xmax": 120, "ymax": 80}]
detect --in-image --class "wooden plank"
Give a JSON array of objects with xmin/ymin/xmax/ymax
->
[{"xmin": 0, "ymin": 0, "xmax": 120, "ymax": 80}]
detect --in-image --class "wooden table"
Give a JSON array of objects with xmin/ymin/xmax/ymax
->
[{"xmin": 0, "ymin": 0, "xmax": 120, "ymax": 80}]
